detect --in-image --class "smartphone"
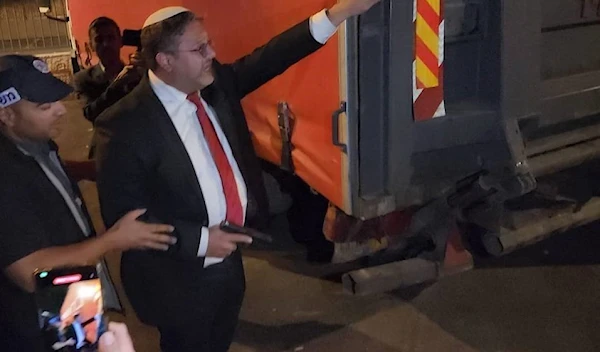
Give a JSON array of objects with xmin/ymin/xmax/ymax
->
[
  {"xmin": 220, "ymin": 220, "xmax": 274, "ymax": 243},
  {"xmin": 34, "ymin": 266, "xmax": 107, "ymax": 352},
  {"xmin": 122, "ymin": 29, "xmax": 141, "ymax": 48}
]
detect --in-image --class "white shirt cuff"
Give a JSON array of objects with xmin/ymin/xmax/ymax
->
[
  {"xmin": 197, "ymin": 227, "xmax": 210, "ymax": 257},
  {"xmin": 309, "ymin": 9, "xmax": 337, "ymax": 44},
  {"xmin": 197, "ymin": 227, "xmax": 224, "ymax": 267}
]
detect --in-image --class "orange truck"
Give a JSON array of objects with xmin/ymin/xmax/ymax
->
[{"xmin": 66, "ymin": 0, "xmax": 600, "ymax": 294}]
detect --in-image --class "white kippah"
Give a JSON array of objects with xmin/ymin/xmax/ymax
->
[{"xmin": 143, "ymin": 6, "xmax": 191, "ymax": 28}]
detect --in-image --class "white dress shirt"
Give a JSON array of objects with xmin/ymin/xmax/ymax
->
[{"xmin": 149, "ymin": 9, "xmax": 337, "ymax": 267}]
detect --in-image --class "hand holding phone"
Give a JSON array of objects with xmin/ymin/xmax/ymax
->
[{"xmin": 99, "ymin": 322, "xmax": 135, "ymax": 352}]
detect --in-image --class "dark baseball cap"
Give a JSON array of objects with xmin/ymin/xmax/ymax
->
[{"xmin": 0, "ymin": 54, "xmax": 73, "ymax": 108}]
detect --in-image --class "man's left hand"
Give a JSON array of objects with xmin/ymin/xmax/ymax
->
[
  {"xmin": 328, "ymin": 0, "xmax": 381, "ymax": 26},
  {"xmin": 128, "ymin": 51, "xmax": 145, "ymax": 68}
]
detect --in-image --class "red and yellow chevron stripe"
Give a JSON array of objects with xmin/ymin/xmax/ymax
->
[
  {"xmin": 415, "ymin": 0, "xmax": 441, "ymax": 88},
  {"xmin": 413, "ymin": 0, "xmax": 445, "ymax": 121}
]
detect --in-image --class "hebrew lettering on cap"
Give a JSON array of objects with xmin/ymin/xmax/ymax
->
[{"xmin": 0, "ymin": 88, "xmax": 21, "ymax": 108}]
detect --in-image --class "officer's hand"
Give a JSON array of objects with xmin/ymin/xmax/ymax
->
[
  {"xmin": 103, "ymin": 209, "xmax": 177, "ymax": 252},
  {"xmin": 328, "ymin": 0, "xmax": 381, "ymax": 26},
  {"xmin": 99, "ymin": 322, "xmax": 135, "ymax": 352},
  {"xmin": 206, "ymin": 226, "xmax": 252, "ymax": 258}
]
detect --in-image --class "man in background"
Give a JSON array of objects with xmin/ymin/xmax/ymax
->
[{"xmin": 74, "ymin": 17, "xmax": 142, "ymax": 125}]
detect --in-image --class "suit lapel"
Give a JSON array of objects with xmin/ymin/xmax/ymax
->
[
  {"xmin": 136, "ymin": 78, "xmax": 205, "ymax": 204},
  {"xmin": 201, "ymin": 84, "xmax": 245, "ymax": 173}
]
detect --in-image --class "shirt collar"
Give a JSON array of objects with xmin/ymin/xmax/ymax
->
[
  {"xmin": 14, "ymin": 137, "xmax": 55, "ymax": 157},
  {"xmin": 148, "ymin": 69, "xmax": 194, "ymax": 107}
]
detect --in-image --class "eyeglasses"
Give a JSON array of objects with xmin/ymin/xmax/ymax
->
[{"xmin": 170, "ymin": 40, "xmax": 214, "ymax": 58}]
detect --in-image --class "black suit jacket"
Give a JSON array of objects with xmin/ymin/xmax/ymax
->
[{"xmin": 94, "ymin": 18, "xmax": 324, "ymax": 326}]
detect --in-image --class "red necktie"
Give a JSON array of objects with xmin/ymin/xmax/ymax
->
[{"xmin": 187, "ymin": 93, "xmax": 244, "ymax": 225}]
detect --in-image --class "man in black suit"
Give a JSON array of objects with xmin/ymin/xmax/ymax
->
[{"xmin": 94, "ymin": 1, "xmax": 379, "ymax": 351}]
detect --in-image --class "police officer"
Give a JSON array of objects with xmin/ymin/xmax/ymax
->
[{"xmin": 0, "ymin": 54, "xmax": 176, "ymax": 351}]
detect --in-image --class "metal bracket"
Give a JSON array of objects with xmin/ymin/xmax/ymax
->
[
  {"xmin": 332, "ymin": 102, "xmax": 348, "ymax": 153},
  {"xmin": 277, "ymin": 101, "xmax": 295, "ymax": 173}
]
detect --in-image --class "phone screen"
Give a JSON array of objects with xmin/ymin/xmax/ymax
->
[{"xmin": 35, "ymin": 266, "xmax": 106, "ymax": 352}]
